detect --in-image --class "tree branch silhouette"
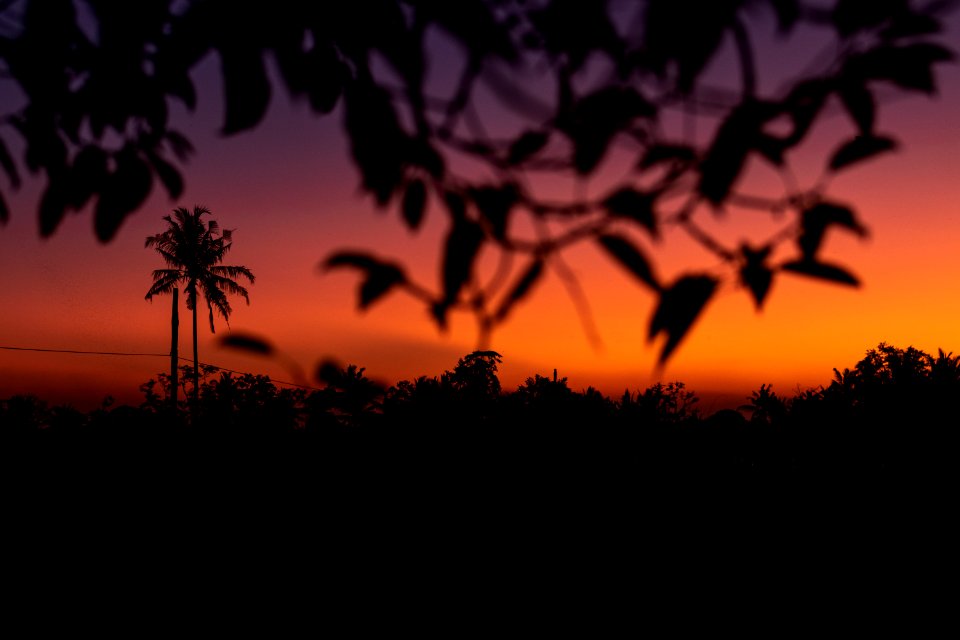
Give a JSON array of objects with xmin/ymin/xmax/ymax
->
[{"xmin": 0, "ymin": 0, "xmax": 954, "ymax": 362}]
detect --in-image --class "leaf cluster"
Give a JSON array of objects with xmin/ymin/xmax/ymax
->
[
  {"xmin": 0, "ymin": 1, "xmax": 954, "ymax": 363},
  {"xmin": 145, "ymin": 205, "xmax": 254, "ymax": 332}
]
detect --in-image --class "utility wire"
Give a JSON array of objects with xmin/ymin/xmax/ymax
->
[
  {"xmin": 175, "ymin": 356, "xmax": 319, "ymax": 391},
  {"xmin": 0, "ymin": 345, "xmax": 169, "ymax": 357},
  {"xmin": 0, "ymin": 344, "xmax": 322, "ymax": 391}
]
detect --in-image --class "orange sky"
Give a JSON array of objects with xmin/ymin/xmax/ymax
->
[{"xmin": 1, "ymin": 11, "xmax": 959, "ymax": 412}]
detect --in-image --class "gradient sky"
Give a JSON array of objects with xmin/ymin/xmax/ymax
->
[{"xmin": 1, "ymin": 8, "xmax": 959, "ymax": 411}]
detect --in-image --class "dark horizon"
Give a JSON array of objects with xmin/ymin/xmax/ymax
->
[
  {"xmin": 1, "ymin": 341, "xmax": 952, "ymax": 419},
  {"xmin": 5, "ymin": 343, "xmax": 958, "ymax": 491}
]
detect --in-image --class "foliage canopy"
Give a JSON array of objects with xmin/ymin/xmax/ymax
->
[{"xmin": 0, "ymin": 0, "xmax": 954, "ymax": 361}]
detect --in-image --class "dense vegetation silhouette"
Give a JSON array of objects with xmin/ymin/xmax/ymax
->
[
  {"xmin": 0, "ymin": 1, "xmax": 954, "ymax": 361},
  {"xmin": 3, "ymin": 343, "xmax": 957, "ymax": 482}
]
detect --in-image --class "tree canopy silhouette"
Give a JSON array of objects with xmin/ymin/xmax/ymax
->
[
  {"xmin": 0, "ymin": 0, "xmax": 955, "ymax": 361},
  {"xmin": 145, "ymin": 205, "xmax": 255, "ymax": 404},
  {"xmin": 7, "ymin": 342, "xmax": 958, "ymax": 483}
]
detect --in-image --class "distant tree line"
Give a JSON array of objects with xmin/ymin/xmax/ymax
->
[{"xmin": 2, "ymin": 343, "xmax": 958, "ymax": 478}]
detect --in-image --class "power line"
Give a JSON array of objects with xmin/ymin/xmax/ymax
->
[
  {"xmin": 0, "ymin": 344, "xmax": 322, "ymax": 391},
  {"xmin": 0, "ymin": 345, "xmax": 168, "ymax": 357},
  {"xmin": 175, "ymin": 356, "xmax": 319, "ymax": 391}
]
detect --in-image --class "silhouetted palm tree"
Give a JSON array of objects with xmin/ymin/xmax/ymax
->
[
  {"xmin": 145, "ymin": 206, "xmax": 255, "ymax": 407},
  {"xmin": 930, "ymin": 349, "xmax": 960, "ymax": 385},
  {"xmin": 739, "ymin": 384, "xmax": 786, "ymax": 426}
]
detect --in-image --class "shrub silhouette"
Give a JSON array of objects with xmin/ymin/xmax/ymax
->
[{"xmin": 3, "ymin": 339, "xmax": 958, "ymax": 484}]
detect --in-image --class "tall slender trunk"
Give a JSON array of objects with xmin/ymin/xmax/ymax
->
[
  {"xmin": 171, "ymin": 287, "xmax": 179, "ymax": 413},
  {"xmin": 192, "ymin": 296, "xmax": 199, "ymax": 411}
]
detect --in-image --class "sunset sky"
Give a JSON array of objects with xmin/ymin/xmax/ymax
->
[{"xmin": 1, "ymin": 6, "xmax": 958, "ymax": 412}]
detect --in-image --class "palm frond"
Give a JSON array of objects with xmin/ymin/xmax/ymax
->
[
  {"xmin": 147, "ymin": 205, "xmax": 254, "ymax": 326},
  {"xmin": 209, "ymin": 264, "xmax": 255, "ymax": 283},
  {"xmin": 154, "ymin": 247, "xmax": 183, "ymax": 268},
  {"xmin": 145, "ymin": 272, "xmax": 182, "ymax": 300},
  {"xmin": 203, "ymin": 287, "xmax": 233, "ymax": 332},
  {"xmin": 205, "ymin": 274, "xmax": 250, "ymax": 303},
  {"xmin": 150, "ymin": 268, "xmax": 183, "ymax": 281},
  {"xmin": 207, "ymin": 299, "xmax": 217, "ymax": 333}
]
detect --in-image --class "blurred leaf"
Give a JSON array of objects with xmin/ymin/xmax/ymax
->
[
  {"xmin": 0, "ymin": 136, "xmax": 21, "ymax": 188},
  {"xmin": 94, "ymin": 148, "xmax": 153, "ymax": 242},
  {"xmin": 828, "ymin": 135, "xmax": 898, "ymax": 171},
  {"xmin": 164, "ymin": 70, "xmax": 198, "ymax": 111},
  {"xmin": 698, "ymin": 101, "xmax": 778, "ymax": 204},
  {"xmin": 570, "ymin": 134, "xmax": 608, "ymax": 175},
  {"xmin": 441, "ymin": 218, "xmax": 485, "ymax": 306},
  {"xmin": 601, "ymin": 187, "xmax": 657, "ymax": 236},
  {"xmin": 39, "ymin": 179, "xmax": 68, "ymax": 237},
  {"xmin": 430, "ymin": 300, "xmax": 451, "ymax": 332},
  {"xmin": 770, "ymin": 0, "xmax": 801, "ymax": 32},
  {"xmin": 832, "ymin": 0, "xmax": 906, "ymax": 36},
  {"xmin": 401, "ymin": 179, "xmax": 427, "ymax": 231},
  {"xmin": 15, "ymin": 117, "xmax": 68, "ymax": 175},
  {"xmin": 142, "ymin": 90, "xmax": 170, "ymax": 134},
  {"xmin": 838, "ymin": 84, "xmax": 875, "ymax": 134},
  {"xmin": 847, "ymin": 43, "xmax": 954, "ymax": 94},
  {"xmin": 444, "ymin": 190, "xmax": 467, "ymax": 221},
  {"xmin": 495, "ymin": 258, "xmax": 544, "ymax": 322},
  {"xmin": 324, "ymin": 252, "xmax": 408, "ymax": 310},
  {"xmin": 306, "ymin": 46, "xmax": 347, "ymax": 114},
  {"xmin": 274, "ymin": 38, "xmax": 309, "ymax": 97},
  {"xmin": 344, "ymin": 0, "xmax": 413, "ymax": 75},
  {"xmin": 219, "ymin": 45, "xmax": 271, "ymax": 134},
  {"xmin": 597, "ymin": 234, "xmax": 659, "ymax": 291},
  {"xmin": 637, "ymin": 144, "xmax": 696, "ymax": 170},
  {"xmin": 147, "ymin": 152, "xmax": 184, "ymax": 200},
  {"xmin": 420, "ymin": 0, "xmax": 516, "ymax": 63},
  {"xmin": 165, "ymin": 130, "xmax": 195, "ymax": 162},
  {"xmin": 642, "ymin": 0, "xmax": 738, "ymax": 92},
  {"xmin": 562, "ymin": 87, "xmax": 656, "ymax": 174},
  {"xmin": 697, "ymin": 99, "xmax": 793, "ymax": 204},
  {"xmin": 315, "ymin": 358, "xmax": 343, "ymax": 385},
  {"xmin": 344, "ymin": 82, "xmax": 408, "ymax": 205},
  {"xmin": 648, "ymin": 275, "xmax": 717, "ymax": 364},
  {"xmin": 739, "ymin": 244, "xmax": 773, "ymax": 310},
  {"xmin": 0, "ymin": 189, "xmax": 8, "ymax": 224},
  {"xmin": 471, "ymin": 183, "xmax": 519, "ymax": 240},
  {"xmin": 220, "ymin": 333, "xmax": 275, "ymax": 356},
  {"xmin": 529, "ymin": 0, "xmax": 621, "ymax": 70},
  {"xmin": 60, "ymin": 102, "xmax": 83, "ymax": 144},
  {"xmin": 407, "ymin": 138, "xmax": 446, "ymax": 179},
  {"xmin": 781, "ymin": 260, "xmax": 860, "ymax": 286},
  {"xmin": 754, "ymin": 134, "xmax": 790, "ymax": 166},
  {"xmin": 799, "ymin": 202, "xmax": 868, "ymax": 259},
  {"xmin": 780, "ymin": 79, "xmax": 830, "ymax": 147},
  {"xmin": 880, "ymin": 11, "xmax": 941, "ymax": 39},
  {"xmin": 507, "ymin": 130, "xmax": 549, "ymax": 165},
  {"xmin": 67, "ymin": 145, "xmax": 108, "ymax": 210}
]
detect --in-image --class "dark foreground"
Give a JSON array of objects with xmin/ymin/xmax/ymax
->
[{"xmin": 5, "ymin": 345, "xmax": 956, "ymax": 616}]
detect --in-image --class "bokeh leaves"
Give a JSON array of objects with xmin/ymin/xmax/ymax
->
[
  {"xmin": 324, "ymin": 252, "xmax": 408, "ymax": 311},
  {"xmin": 0, "ymin": 0, "xmax": 953, "ymax": 364}
]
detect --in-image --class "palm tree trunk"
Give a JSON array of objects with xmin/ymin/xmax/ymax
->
[
  {"xmin": 171, "ymin": 287, "xmax": 179, "ymax": 413},
  {"xmin": 192, "ymin": 297, "xmax": 199, "ymax": 412}
]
